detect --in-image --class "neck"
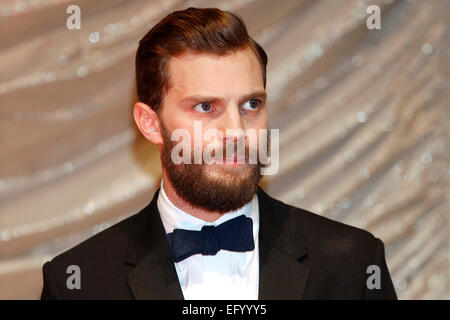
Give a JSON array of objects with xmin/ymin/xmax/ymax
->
[{"xmin": 161, "ymin": 170, "xmax": 224, "ymax": 222}]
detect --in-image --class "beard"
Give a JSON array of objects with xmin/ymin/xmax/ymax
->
[{"xmin": 160, "ymin": 123, "xmax": 268, "ymax": 214}]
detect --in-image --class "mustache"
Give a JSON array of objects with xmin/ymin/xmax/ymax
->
[{"xmin": 209, "ymin": 143, "xmax": 253, "ymax": 157}]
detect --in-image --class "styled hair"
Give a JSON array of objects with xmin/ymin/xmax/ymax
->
[{"xmin": 135, "ymin": 7, "xmax": 268, "ymax": 113}]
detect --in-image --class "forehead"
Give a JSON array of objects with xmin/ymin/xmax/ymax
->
[{"xmin": 166, "ymin": 47, "xmax": 264, "ymax": 97}]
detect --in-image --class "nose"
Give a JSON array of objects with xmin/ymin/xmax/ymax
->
[{"xmin": 220, "ymin": 105, "xmax": 246, "ymax": 145}]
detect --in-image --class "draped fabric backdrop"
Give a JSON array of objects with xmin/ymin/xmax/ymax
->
[{"xmin": 0, "ymin": 0, "xmax": 448, "ymax": 299}]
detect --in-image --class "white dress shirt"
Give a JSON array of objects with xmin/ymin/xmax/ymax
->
[{"xmin": 157, "ymin": 179, "xmax": 260, "ymax": 300}]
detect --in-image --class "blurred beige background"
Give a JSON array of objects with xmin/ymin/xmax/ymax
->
[{"xmin": 0, "ymin": 0, "xmax": 448, "ymax": 299}]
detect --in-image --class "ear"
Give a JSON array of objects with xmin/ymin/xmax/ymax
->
[{"xmin": 133, "ymin": 102, "xmax": 163, "ymax": 146}]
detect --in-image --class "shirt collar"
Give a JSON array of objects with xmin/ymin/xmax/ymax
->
[{"xmin": 157, "ymin": 178, "xmax": 258, "ymax": 234}]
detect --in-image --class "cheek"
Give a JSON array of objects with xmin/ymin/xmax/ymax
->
[
  {"xmin": 253, "ymin": 115, "xmax": 269, "ymax": 150},
  {"xmin": 164, "ymin": 112, "xmax": 190, "ymax": 131},
  {"xmin": 259, "ymin": 108, "xmax": 269, "ymax": 128},
  {"xmin": 247, "ymin": 107, "xmax": 268, "ymax": 128},
  {"xmin": 245, "ymin": 113, "xmax": 269, "ymax": 136}
]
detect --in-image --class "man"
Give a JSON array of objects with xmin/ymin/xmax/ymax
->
[{"xmin": 41, "ymin": 7, "xmax": 397, "ymax": 300}]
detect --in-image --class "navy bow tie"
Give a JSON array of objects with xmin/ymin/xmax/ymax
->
[{"xmin": 166, "ymin": 215, "xmax": 255, "ymax": 263}]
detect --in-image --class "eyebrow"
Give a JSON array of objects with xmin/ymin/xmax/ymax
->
[{"xmin": 180, "ymin": 90, "xmax": 267, "ymax": 106}]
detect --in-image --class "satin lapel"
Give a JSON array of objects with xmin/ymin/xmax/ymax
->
[
  {"xmin": 125, "ymin": 189, "xmax": 184, "ymax": 300},
  {"xmin": 127, "ymin": 237, "xmax": 184, "ymax": 300},
  {"xmin": 258, "ymin": 238, "xmax": 310, "ymax": 299},
  {"xmin": 257, "ymin": 187, "xmax": 310, "ymax": 300}
]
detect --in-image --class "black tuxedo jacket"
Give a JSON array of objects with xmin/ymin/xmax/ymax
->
[{"xmin": 41, "ymin": 187, "xmax": 397, "ymax": 299}]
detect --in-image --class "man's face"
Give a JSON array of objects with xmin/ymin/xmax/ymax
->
[{"xmin": 159, "ymin": 47, "xmax": 268, "ymax": 214}]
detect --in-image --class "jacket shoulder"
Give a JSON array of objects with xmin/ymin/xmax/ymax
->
[
  {"xmin": 259, "ymin": 189, "xmax": 380, "ymax": 274},
  {"xmin": 49, "ymin": 212, "xmax": 136, "ymax": 268},
  {"xmin": 41, "ymin": 210, "xmax": 140, "ymax": 299}
]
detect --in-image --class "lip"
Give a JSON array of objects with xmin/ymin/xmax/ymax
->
[{"xmin": 222, "ymin": 156, "xmax": 246, "ymax": 165}]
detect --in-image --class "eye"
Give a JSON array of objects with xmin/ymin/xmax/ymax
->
[
  {"xmin": 193, "ymin": 102, "xmax": 213, "ymax": 113},
  {"xmin": 242, "ymin": 98, "xmax": 261, "ymax": 110}
]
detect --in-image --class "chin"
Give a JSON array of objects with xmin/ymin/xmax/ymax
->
[{"xmin": 205, "ymin": 163, "xmax": 251, "ymax": 177}]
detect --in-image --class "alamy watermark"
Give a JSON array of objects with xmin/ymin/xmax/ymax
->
[
  {"xmin": 66, "ymin": 265, "xmax": 81, "ymax": 290},
  {"xmin": 168, "ymin": 121, "xmax": 279, "ymax": 175},
  {"xmin": 66, "ymin": 5, "xmax": 81, "ymax": 30},
  {"xmin": 366, "ymin": 264, "xmax": 381, "ymax": 289},
  {"xmin": 366, "ymin": 5, "xmax": 381, "ymax": 30}
]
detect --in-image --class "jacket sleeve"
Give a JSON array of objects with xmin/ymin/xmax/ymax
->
[
  {"xmin": 41, "ymin": 261, "xmax": 62, "ymax": 300},
  {"xmin": 363, "ymin": 237, "xmax": 398, "ymax": 300}
]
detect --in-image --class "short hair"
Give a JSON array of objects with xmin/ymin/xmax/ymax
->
[{"xmin": 135, "ymin": 7, "xmax": 268, "ymax": 113}]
